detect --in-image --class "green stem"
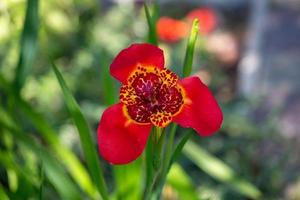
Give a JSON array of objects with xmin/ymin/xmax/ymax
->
[
  {"xmin": 144, "ymin": 127, "xmax": 164, "ymax": 200},
  {"xmin": 169, "ymin": 130, "xmax": 193, "ymax": 169},
  {"xmin": 153, "ymin": 127, "xmax": 164, "ymax": 170},
  {"xmin": 163, "ymin": 124, "xmax": 177, "ymax": 172},
  {"xmin": 151, "ymin": 123, "xmax": 177, "ymax": 198}
]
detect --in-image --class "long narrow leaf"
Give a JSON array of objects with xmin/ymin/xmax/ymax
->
[
  {"xmin": 14, "ymin": 0, "xmax": 39, "ymax": 91},
  {"xmin": 51, "ymin": 62, "xmax": 109, "ymax": 200},
  {"xmin": 144, "ymin": 4, "xmax": 158, "ymax": 45},
  {"xmin": 183, "ymin": 141, "xmax": 262, "ymax": 199},
  {"xmin": 183, "ymin": 19, "xmax": 199, "ymax": 77}
]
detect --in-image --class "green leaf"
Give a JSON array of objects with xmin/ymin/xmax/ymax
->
[
  {"xmin": 0, "ymin": 73, "xmax": 97, "ymax": 199},
  {"xmin": 144, "ymin": 3, "xmax": 158, "ymax": 45},
  {"xmin": 167, "ymin": 163, "xmax": 198, "ymax": 200},
  {"xmin": 183, "ymin": 141, "xmax": 262, "ymax": 199},
  {"xmin": 51, "ymin": 62, "xmax": 109, "ymax": 200},
  {"xmin": 14, "ymin": 0, "xmax": 39, "ymax": 91},
  {"xmin": 183, "ymin": 19, "xmax": 199, "ymax": 77}
]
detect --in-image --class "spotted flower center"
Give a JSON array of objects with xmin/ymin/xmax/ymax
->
[{"xmin": 120, "ymin": 66, "xmax": 184, "ymax": 127}]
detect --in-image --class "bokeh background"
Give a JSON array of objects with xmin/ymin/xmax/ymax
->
[{"xmin": 1, "ymin": 0, "xmax": 300, "ymax": 199}]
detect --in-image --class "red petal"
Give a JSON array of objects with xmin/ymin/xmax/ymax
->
[
  {"xmin": 173, "ymin": 76, "xmax": 223, "ymax": 136},
  {"xmin": 110, "ymin": 43, "xmax": 165, "ymax": 84},
  {"xmin": 97, "ymin": 103, "xmax": 152, "ymax": 164}
]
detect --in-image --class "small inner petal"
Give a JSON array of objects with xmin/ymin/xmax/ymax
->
[
  {"xmin": 120, "ymin": 85, "xmax": 138, "ymax": 105},
  {"xmin": 126, "ymin": 102, "xmax": 152, "ymax": 123},
  {"xmin": 150, "ymin": 111, "xmax": 172, "ymax": 127},
  {"xmin": 159, "ymin": 69, "xmax": 178, "ymax": 87}
]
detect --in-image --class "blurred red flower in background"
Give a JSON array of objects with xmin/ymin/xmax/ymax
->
[
  {"xmin": 97, "ymin": 43, "xmax": 223, "ymax": 164},
  {"xmin": 156, "ymin": 17, "xmax": 188, "ymax": 42},
  {"xmin": 186, "ymin": 7, "xmax": 217, "ymax": 35},
  {"xmin": 156, "ymin": 8, "xmax": 217, "ymax": 43}
]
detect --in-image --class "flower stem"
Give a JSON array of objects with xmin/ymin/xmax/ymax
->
[
  {"xmin": 144, "ymin": 127, "xmax": 164, "ymax": 200},
  {"xmin": 149, "ymin": 123, "xmax": 177, "ymax": 198},
  {"xmin": 153, "ymin": 127, "xmax": 164, "ymax": 170}
]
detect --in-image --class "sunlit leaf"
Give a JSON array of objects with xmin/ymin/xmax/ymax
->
[
  {"xmin": 167, "ymin": 163, "xmax": 198, "ymax": 200},
  {"xmin": 0, "ymin": 184, "xmax": 9, "ymax": 200},
  {"xmin": 183, "ymin": 141, "xmax": 262, "ymax": 199},
  {"xmin": 113, "ymin": 158, "xmax": 142, "ymax": 200}
]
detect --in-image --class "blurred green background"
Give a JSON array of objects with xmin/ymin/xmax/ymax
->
[{"xmin": 1, "ymin": 0, "xmax": 300, "ymax": 199}]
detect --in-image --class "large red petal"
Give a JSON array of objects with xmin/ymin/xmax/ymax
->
[
  {"xmin": 110, "ymin": 43, "xmax": 165, "ymax": 84},
  {"xmin": 98, "ymin": 103, "xmax": 152, "ymax": 164},
  {"xmin": 173, "ymin": 76, "xmax": 223, "ymax": 136}
]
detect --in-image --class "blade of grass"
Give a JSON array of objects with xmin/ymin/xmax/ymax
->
[
  {"xmin": 183, "ymin": 141, "xmax": 262, "ymax": 199},
  {"xmin": 14, "ymin": 0, "xmax": 39, "ymax": 91},
  {"xmin": 51, "ymin": 62, "xmax": 109, "ymax": 200},
  {"xmin": 0, "ymin": 73, "xmax": 97, "ymax": 199},
  {"xmin": 144, "ymin": 3, "xmax": 158, "ymax": 45},
  {"xmin": 183, "ymin": 19, "xmax": 199, "ymax": 77}
]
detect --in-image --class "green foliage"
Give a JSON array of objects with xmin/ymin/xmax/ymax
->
[
  {"xmin": 0, "ymin": 109, "xmax": 82, "ymax": 200},
  {"xmin": 167, "ymin": 164, "xmax": 198, "ymax": 200},
  {"xmin": 184, "ymin": 141, "xmax": 262, "ymax": 199}
]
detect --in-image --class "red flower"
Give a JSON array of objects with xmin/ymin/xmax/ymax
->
[
  {"xmin": 156, "ymin": 17, "xmax": 188, "ymax": 42},
  {"xmin": 98, "ymin": 43, "xmax": 223, "ymax": 164},
  {"xmin": 186, "ymin": 8, "xmax": 217, "ymax": 35}
]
